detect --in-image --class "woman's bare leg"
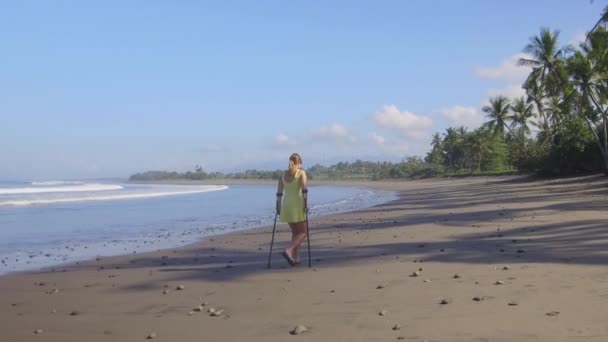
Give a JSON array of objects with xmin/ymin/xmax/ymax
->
[{"xmin": 285, "ymin": 221, "xmax": 307, "ymax": 263}]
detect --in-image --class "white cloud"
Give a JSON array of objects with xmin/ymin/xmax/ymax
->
[
  {"xmin": 439, "ymin": 105, "xmax": 483, "ymax": 129},
  {"xmin": 475, "ymin": 53, "xmax": 532, "ymax": 83},
  {"xmin": 201, "ymin": 144, "xmax": 224, "ymax": 152},
  {"xmin": 311, "ymin": 123, "xmax": 356, "ymax": 143},
  {"xmin": 569, "ymin": 31, "xmax": 587, "ymax": 47},
  {"xmin": 274, "ymin": 132, "xmax": 294, "ymax": 146},
  {"xmin": 372, "ymin": 105, "xmax": 433, "ymax": 138},
  {"xmin": 487, "ymin": 84, "xmax": 526, "ymax": 100},
  {"xmin": 368, "ymin": 131, "xmax": 385, "ymax": 145}
]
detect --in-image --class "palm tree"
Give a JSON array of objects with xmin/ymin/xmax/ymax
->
[
  {"xmin": 483, "ymin": 96, "xmax": 513, "ymax": 138},
  {"xmin": 568, "ymin": 27, "xmax": 608, "ymax": 171},
  {"xmin": 510, "ymin": 96, "xmax": 536, "ymax": 138},
  {"xmin": 518, "ymin": 28, "xmax": 569, "ymax": 98},
  {"xmin": 443, "ymin": 127, "xmax": 459, "ymax": 170}
]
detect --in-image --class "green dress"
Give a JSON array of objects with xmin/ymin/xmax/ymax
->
[{"xmin": 280, "ymin": 169, "xmax": 305, "ymax": 223}]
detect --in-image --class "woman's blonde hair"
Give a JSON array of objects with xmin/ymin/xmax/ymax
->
[{"xmin": 288, "ymin": 153, "xmax": 302, "ymax": 176}]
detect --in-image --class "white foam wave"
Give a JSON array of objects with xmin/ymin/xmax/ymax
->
[
  {"xmin": 0, "ymin": 185, "xmax": 228, "ymax": 207},
  {"xmin": 0, "ymin": 183, "xmax": 123, "ymax": 195},
  {"xmin": 30, "ymin": 181, "xmax": 84, "ymax": 186}
]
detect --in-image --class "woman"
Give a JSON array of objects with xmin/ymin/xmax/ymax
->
[{"xmin": 276, "ymin": 153, "xmax": 308, "ymax": 266}]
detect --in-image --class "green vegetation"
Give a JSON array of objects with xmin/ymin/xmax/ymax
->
[
  {"xmin": 130, "ymin": 7, "xmax": 608, "ymax": 182},
  {"xmin": 425, "ymin": 7, "xmax": 608, "ymax": 176}
]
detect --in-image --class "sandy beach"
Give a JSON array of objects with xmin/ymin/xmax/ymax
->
[{"xmin": 1, "ymin": 175, "xmax": 608, "ymax": 342}]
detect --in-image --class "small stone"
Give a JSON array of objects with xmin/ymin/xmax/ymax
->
[
  {"xmin": 201, "ymin": 301, "xmax": 208, "ymax": 306},
  {"xmin": 210, "ymin": 309, "xmax": 224, "ymax": 317},
  {"xmin": 34, "ymin": 329, "xmax": 44, "ymax": 334},
  {"xmin": 69, "ymin": 310, "xmax": 80, "ymax": 316},
  {"xmin": 503, "ymin": 266, "xmax": 511, "ymax": 270},
  {"xmin": 162, "ymin": 290, "xmax": 170, "ymax": 295},
  {"xmin": 176, "ymin": 285, "xmax": 185, "ymax": 290},
  {"xmin": 379, "ymin": 309, "xmax": 388, "ymax": 316},
  {"xmin": 546, "ymin": 311, "xmax": 560, "ymax": 317},
  {"xmin": 508, "ymin": 301, "xmax": 518, "ymax": 306},
  {"xmin": 147, "ymin": 332, "xmax": 157, "ymax": 339},
  {"xmin": 397, "ymin": 337, "xmax": 405, "ymax": 340},
  {"xmin": 188, "ymin": 311, "xmax": 195, "ymax": 316},
  {"xmin": 423, "ymin": 279, "xmax": 431, "ymax": 283},
  {"xmin": 439, "ymin": 298, "xmax": 451, "ymax": 305},
  {"xmin": 193, "ymin": 305, "xmax": 204, "ymax": 312},
  {"xmin": 517, "ymin": 249, "xmax": 526, "ymax": 254},
  {"xmin": 453, "ymin": 274, "xmax": 461, "ymax": 279},
  {"xmin": 472, "ymin": 296, "xmax": 485, "ymax": 301},
  {"xmin": 376, "ymin": 285, "xmax": 385, "ymax": 289},
  {"xmin": 392, "ymin": 324, "xmax": 401, "ymax": 331},
  {"xmin": 46, "ymin": 288, "xmax": 59, "ymax": 294},
  {"xmin": 290, "ymin": 325, "xmax": 308, "ymax": 335},
  {"xmin": 207, "ymin": 307, "xmax": 216, "ymax": 314},
  {"xmin": 410, "ymin": 271, "xmax": 420, "ymax": 277},
  {"xmin": 494, "ymin": 280, "xmax": 505, "ymax": 285}
]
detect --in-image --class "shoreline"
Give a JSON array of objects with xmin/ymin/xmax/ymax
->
[
  {"xmin": 2, "ymin": 175, "xmax": 608, "ymax": 341},
  {"xmin": 0, "ymin": 182, "xmax": 397, "ymax": 278}
]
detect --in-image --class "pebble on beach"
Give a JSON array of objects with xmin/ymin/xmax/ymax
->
[
  {"xmin": 176, "ymin": 285, "xmax": 185, "ymax": 290},
  {"xmin": 379, "ymin": 309, "xmax": 388, "ymax": 316},
  {"xmin": 34, "ymin": 329, "xmax": 44, "ymax": 334},
  {"xmin": 290, "ymin": 325, "xmax": 308, "ymax": 335},
  {"xmin": 146, "ymin": 332, "xmax": 157, "ymax": 339}
]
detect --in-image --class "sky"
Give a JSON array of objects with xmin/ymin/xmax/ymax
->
[{"xmin": 1, "ymin": 1, "xmax": 605, "ymax": 180}]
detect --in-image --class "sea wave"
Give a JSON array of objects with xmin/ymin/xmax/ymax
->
[
  {"xmin": 0, "ymin": 183, "xmax": 124, "ymax": 195},
  {"xmin": 30, "ymin": 181, "xmax": 84, "ymax": 186},
  {"xmin": 0, "ymin": 185, "xmax": 229, "ymax": 207}
]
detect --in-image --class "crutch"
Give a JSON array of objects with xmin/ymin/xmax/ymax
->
[
  {"xmin": 267, "ymin": 212, "xmax": 279, "ymax": 268},
  {"xmin": 305, "ymin": 208, "xmax": 312, "ymax": 268}
]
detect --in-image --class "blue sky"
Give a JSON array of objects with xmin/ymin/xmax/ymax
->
[{"xmin": 1, "ymin": 1, "xmax": 605, "ymax": 180}]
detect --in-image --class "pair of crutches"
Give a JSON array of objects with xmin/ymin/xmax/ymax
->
[{"xmin": 267, "ymin": 207, "xmax": 311, "ymax": 268}]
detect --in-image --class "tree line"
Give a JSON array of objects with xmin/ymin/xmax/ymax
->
[{"xmin": 426, "ymin": 7, "xmax": 608, "ymax": 176}]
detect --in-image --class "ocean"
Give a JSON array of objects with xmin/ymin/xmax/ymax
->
[{"xmin": 0, "ymin": 180, "xmax": 396, "ymax": 275}]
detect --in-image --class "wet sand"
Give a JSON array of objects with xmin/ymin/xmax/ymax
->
[{"xmin": 1, "ymin": 175, "xmax": 608, "ymax": 342}]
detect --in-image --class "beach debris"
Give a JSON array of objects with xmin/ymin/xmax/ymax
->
[
  {"xmin": 46, "ymin": 288, "xmax": 60, "ymax": 295},
  {"xmin": 379, "ymin": 309, "xmax": 388, "ymax": 316},
  {"xmin": 494, "ymin": 280, "xmax": 505, "ymax": 285},
  {"xmin": 410, "ymin": 271, "xmax": 420, "ymax": 277},
  {"xmin": 546, "ymin": 311, "xmax": 560, "ymax": 317},
  {"xmin": 290, "ymin": 325, "xmax": 308, "ymax": 335},
  {"xmin": 439, "ymin": 298, "xmax": 452, "ymax": 305},
  {"xmin": 146, "ymin": 332, "xmax": 157, "ymax": 339},
  {"xmin": 34, "ymin": 329, "xmax": 44, "ymax": 334},
  {"xmin": 392, "ymin": 324, "xmax": 401, "ymax": 331},
  {"xmin": 176, "ymin": 285, "xmax": 185, "ymax": 291},
  {"xmin": 210, "ymin": 309, "xmax": 224, "ymax": 317}
]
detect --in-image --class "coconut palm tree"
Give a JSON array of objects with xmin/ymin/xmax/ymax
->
[
  {"xmin": 568, "ymin": 27, "xmax": 608, "ymax": 170},
  {"xmin": 483, "ymin": 96, "xmax": 513, "ymax": 138},
  {"xmin": 510, "ymin": 96, "xmax": 536, "ymax": 138},
  {"xmin": 518, "ymin": 28, "xmax": 569, "ymax": 99}
]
